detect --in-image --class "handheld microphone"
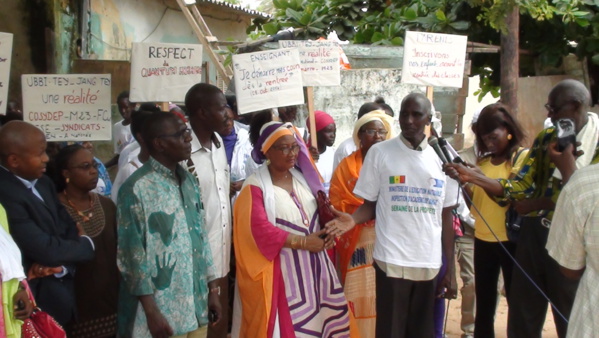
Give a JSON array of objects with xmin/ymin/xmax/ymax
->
[
  {"xmin": 438, "ymin": 137, "xmax": 465, "ymax": 164},
  {"xmin": 428, "ymin": 136, "xmax": 448, "ymax": 164}
]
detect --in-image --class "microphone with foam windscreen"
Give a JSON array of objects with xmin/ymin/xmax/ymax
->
[
  {"xmin": 428, "ymin": 136, "xmax": 448, "ymax": 164},
  {"xmin": 438, "ymin": 137, "xmax": 465, "ymax": 164}
]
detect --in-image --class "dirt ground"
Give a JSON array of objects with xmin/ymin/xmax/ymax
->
[{"xmin": 443, "ymin": 262, "xmax": 559, "ymax": 338}]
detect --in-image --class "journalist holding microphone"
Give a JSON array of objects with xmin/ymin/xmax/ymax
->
[{"xmin": 445, "ymin": 79, "xmax": 599, "ymax": 338}]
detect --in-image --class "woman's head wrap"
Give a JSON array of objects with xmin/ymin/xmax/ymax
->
[
  {"xmin": 251, "ymin": 121, "xmax": 324, "ymax": 196},
  {"xmin": 306, "ymin": 110, "xmax": 335, "ymax": 134},
  {"xmin": 352, "ymin": 110, "xmax": 395, "ymax": 147}
]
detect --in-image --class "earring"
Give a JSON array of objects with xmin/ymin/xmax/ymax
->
[
  {"xmin": 265, "ymin": 159, "xmax": 271, "ymax": 165},
  {"xmin": 507, "ymin": 134, "xmax": 513, "ymax": 140},
  {"xmin": 66, "ymin": 177, "xmax": 70, "ymax": 184}
]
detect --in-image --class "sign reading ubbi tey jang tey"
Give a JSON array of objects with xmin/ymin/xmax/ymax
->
[{"xmin": 22, "ymin": 74, "xmax": 112, "ymax": 141}]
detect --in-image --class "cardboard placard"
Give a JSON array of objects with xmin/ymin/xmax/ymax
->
[
  {"xmin": 233, "ymin": 49, "xmax": 304, "ymax": 114},
  {"xmin": 22, "ymin": 74, "xmax": 112, "ymax": 141},
  {"xmin": 0, "ymin": 32, "xmax": 13, "ymax": 115},
  {"xmin": 278, "ymin": 40, "xmax": 340, "ymax": 86},
  {"xmin": 130, "ymin": 42, "xmax": 203, "ymax": 102},
  {"xmin": 401, "ymin": 31, "xmax": 468, "ymax": 88}
]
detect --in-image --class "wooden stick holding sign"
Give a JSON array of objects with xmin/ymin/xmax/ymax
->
[
  {"xmin": 160, "ymin": 102, "xmax": 170, "ymax": 112},
  {"xmin": 306, "ymin": 86, "xmax": 318, "ymax": 150}
]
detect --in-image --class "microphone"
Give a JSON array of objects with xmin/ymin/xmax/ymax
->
[
  {"xmin": 437, "ymin": 137, "xmax": 454, "ymax": 163},
  {"xmin": 428, "ymin": 136, "xmax": 448, "ymax": 164},
  {"xmin": 438, "ymin": 137, "xmax": 465, "ymax": 164}
]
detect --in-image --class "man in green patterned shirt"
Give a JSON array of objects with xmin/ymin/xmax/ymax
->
[
  {"xmin": 447, "ymin": 79, "xmax": 599, "ymax": 338},
  {"xmin": 117, "ymin": 112, "xmax": 222, "ymax": 338}
]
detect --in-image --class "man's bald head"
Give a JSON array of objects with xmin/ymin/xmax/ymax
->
[
  {"xmin": 547, "ymin": 80, "xmax": 592, "ymax": 132},
  {"xmin": 401, "ymin": 93, "xmax": 432, "ymax": 117},
  {"xmin": 0, "ymin": 121, "xmax": 49, "ymax": 179},
  {"xmin": 550, "ymin": 79, "xmax": 591, "ymax": 110}
]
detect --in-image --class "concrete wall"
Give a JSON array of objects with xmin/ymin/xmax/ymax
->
[{"xmin": 312, "ymin": 69, "xmax": 422, "ymax": 144}]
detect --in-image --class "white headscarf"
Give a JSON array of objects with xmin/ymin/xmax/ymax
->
[{"xmin": 352, "ymin": 110, "xmax": 396, "ymax": 147}]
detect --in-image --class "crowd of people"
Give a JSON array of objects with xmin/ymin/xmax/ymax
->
[{"xmin": 0, "ymin": 78, "xmax": 598, "ymax": 338}]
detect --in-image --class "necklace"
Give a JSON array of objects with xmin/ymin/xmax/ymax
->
[{"xmin": 63, "ymin": 191, "xmax": 93, "ymax": 222}]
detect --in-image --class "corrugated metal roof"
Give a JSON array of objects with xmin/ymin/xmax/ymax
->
[{"xmin": 198, "ymin": 0, "xmax": 271, "ymax": 18}]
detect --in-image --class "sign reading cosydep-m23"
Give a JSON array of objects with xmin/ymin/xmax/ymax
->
[
  {"xmin": 279, "ymin": 40, "xmax": 341, "ymax": 86},
  {"xmin": 233, "ymin": 48, "xmax": 304, "ymax": 114},
  {"xmin": 130, "ymin": 42, "xmax": 203, "ymax": 102},
  {"xmin": 401, "ymin": 31, "xmax": 468, "ymax": 88},
  {"xmin": 22, "ymin": 74, "xmax": 112, "ymax": 141}
]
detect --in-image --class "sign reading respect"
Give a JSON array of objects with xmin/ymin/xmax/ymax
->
[
  {"xmin": 278, "ymin": 40, "xmax": 340, "ymax": 86},
  {"xmin": 233, "ymin": 48, "xmax": 304, "ymax": 114},
  {"xmin": 130, "ymin": 42, "xmax": 203, "ymax": 102},
  {"xmin": 22, "ymin": 74, "xmax": 112, "ymax": 141},
  {"xmin": 401, "ymin": 31, "xmax": 468, "ymax": 88}
]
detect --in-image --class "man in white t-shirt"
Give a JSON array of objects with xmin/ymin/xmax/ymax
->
[
  {"xmin": 327, "ymin": 93, "xmax": 459, "ymax": 338},
  {"xmin": 105, "ymin": 91, "xmax": 135, "ymax": 168}
]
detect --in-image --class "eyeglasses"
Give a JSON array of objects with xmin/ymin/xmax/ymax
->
[
  {"xmin": 158, "ymin": 128, "xmax": 192, "ymax": 140},
  {"xmin": 71, "ymin": 162, "xmax": 99, "ymax": 171},
  {"xmin": 272, "ymin": 144, "xmax": 301, "ymax": 155},
  {"xmin": 544, "ymin": 101, "xmax": 574, "ymax": 114},
  {"xmin": 362, "ymin": 129, "xmax": 389, "ymax": 137}
]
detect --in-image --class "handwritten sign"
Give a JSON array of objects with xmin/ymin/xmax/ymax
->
[
  {"xmin": 278, "ymin": 40, "xmax": 340, "ymax": 86},
  {"xmin": 0, "ymin": 32, "xmax": 13, "ymax": 115},
  {"xmin": 22, "ymin": 74, "xmax": 112, "ymax": 141},
  {"xmin": 233, "ymin": 49, "xmax": 304, "ymax": 114},
  {"xmin": 130, "ymin": 42, "xmax": 203, "ymax": 102},
  {"xmin": 401, "ymin": 31, "xmax": 467, "ymax": 88}
]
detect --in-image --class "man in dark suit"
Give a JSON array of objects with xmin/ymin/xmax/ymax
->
[{"xmin": 0, "ymin": 121, "xmax": 95, "ymax": 326}]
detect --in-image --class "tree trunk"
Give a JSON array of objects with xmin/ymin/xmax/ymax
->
[{"xmin": 500, "ymin": 5, "xmax": 519, "ymax": 115}]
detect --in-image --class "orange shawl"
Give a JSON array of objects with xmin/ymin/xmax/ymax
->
[{"xmin": 329, "ymin": 149, "xmax": 375, "ymax": 283}]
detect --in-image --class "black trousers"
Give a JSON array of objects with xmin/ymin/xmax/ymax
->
[
  {"xmin": 507, "ymin": 217, "xmax": 579, "ymax": 338},
  {"xmin": 375, "ymin": 263, "xmax": 436, "ymax": 338},
  {"xmin": 474, "ymin": 238, "xmax": 516, "ymax": 338}
]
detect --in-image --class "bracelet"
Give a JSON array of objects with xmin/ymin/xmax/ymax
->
[
  {"xmin": 301, "ymin": 236, "xmax": 306, "ymax": 250},
  {"xmin": 210, "ymin": 286, "xmax": 220, "ymax": 296},
  {"xmin": 290, "ymin": 235, "xmax": 300, "ymax": 250}
]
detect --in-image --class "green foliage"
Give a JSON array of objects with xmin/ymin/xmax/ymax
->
[{"xmin": 250, "ymin": 0, "xmax": 599, "ymax": 95}]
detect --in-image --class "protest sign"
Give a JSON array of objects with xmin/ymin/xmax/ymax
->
[
  {"xmin": 22, "ymin": 74, "xmax": 112, "ymax": 141},
  {"xmin": 0, "ymin": 32, "xmax": 13, "ymax": 115},
  {"xmin": 279, "ymin": 40, "xmax": 340, "ymax": 86},
  {"xmin": 233, "ymin": 48, "xmax": 304, "ymax": 114},
  {"xmin": 130, "ymin": 42, "xmax": 202, "ymax": 102},
  {"xmin": 401, "ymin": 31, "xmax": 468, "ymax": 88}
]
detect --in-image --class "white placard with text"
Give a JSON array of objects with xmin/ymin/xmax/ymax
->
[
  {"xmin": 233, "ymin": 49, "xmax": 304, "ymax": 114},
  {"xmin": 130, "ymin": 42, "xmax": 203, "ymax": 102},
  {"xmin": 0, "ymin": 32, "xmax": 13, "ymax": 114},
  {"xmin": 279, "ymin": 40, "xmax": 340, "ymax": 86},
  {"xmin": 401, "ymin": 31, "xmax": 468, "ymax": 88},
  {"xmin": 22, "ymin": 74, "xmax": 112, "ymax": 141}
]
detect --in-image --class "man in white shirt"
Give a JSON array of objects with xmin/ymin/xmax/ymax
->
[
  {"xmin": 547, "ymin": 163, "xmax": 599, "ymax": 338},
  {"xmin": 327, "ymin": 93, "xmax": 459, "ymax": 337},
  {"xmin": 105, "ymin": 91, "xmax": 135, "ymax": 168},
  {"xmin": 111, "ymin": 110, "xmax": 153, "ymax": 203},
  {"xmin": 185, "ymin": 83, "xmax": 233, "ymax": 338}
]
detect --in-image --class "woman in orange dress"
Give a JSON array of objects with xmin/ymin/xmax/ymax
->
[{"xmin": 330, "ymin": 110, "xmax": 394, "ymax": 337}]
